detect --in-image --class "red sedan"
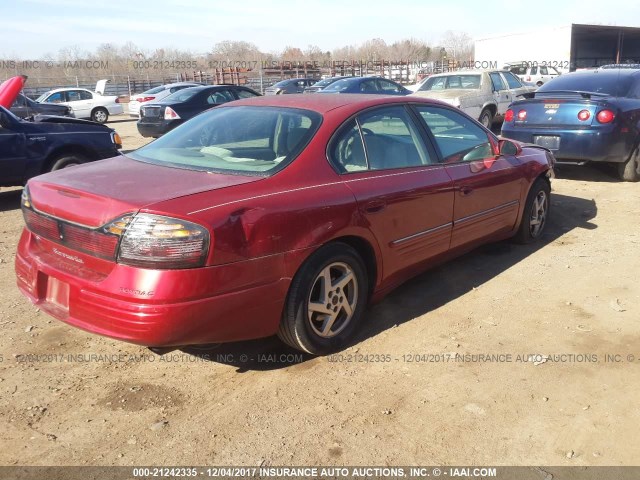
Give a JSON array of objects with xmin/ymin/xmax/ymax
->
[{"xmin": 15, "ymin": 94, "xmax": 555, "ymax": 354}]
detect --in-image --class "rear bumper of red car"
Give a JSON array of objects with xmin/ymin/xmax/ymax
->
[{"xmin": 15, "ymin": 229, "xmax": 289, "ymax": 347}]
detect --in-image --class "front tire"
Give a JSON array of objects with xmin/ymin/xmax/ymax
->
[
  {"xmin": 513, "ymin": 177, "xmax": 551, "ymax": 244},
  {"xmin": 618, "ymin": 146, "xmax": 640, "ymax": 182},
  {"xmin": 278, "ymin": 243, "xmax": 369, "ymax": 355},
  {"xmin": 91, "ymin": 107, "xmax": 109, "ymax": 124},
  {"xmin": 49, "ymin": 154, "xmax": 87, "ymax": 171}
]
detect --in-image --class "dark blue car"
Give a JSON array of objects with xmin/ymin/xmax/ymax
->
[
  {"xmin": 317, "ymin": 77, "xmax": 410, "ymax": 96},
  {"xmin": 501, "ymin": 66, "xmax": 640, "ymax": 181},
  {"xmin": 0, "ymin": 106, "xmax": 121, "ymax": 187}
]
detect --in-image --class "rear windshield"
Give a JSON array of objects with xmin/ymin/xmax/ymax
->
[
  {"xmin": 538, "ymin": 72, "xmax": 634, "ymax": 96},
  {"xmin": 314, "ymin": 78, "xmax": 342, "ymax": 88},
  {"xmin": 143, "ymin": 85, "xmax": 166, "ymax": 94},
  {"xmin": 163, "ymin": 88, "xmax": 201, "ymax": 103},
  {"xmin": 127, "ymin": 106, "xmax": 322, "ymax": 175},
  {"xmin": 419, "ymin": 75, "xmax": 481, "ymax": 91}
]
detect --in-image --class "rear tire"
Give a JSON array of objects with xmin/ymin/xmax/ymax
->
[
  {"xmin": 278, "ymin": 242, "xmax": 368, "ymax": 355},
  {"xmin": 513, "ymin": 177, "xmax": 551, "ymax": 244},
  {"xmin": 479, "ymin": 108, "xmax": 493, "ymax": 128},
  {"xmin": 49, "ymin": 154, "xmax": 87, "ymax": 172},
  {"xmin": 91, "ymin": 107, "xmax": 109, "ymax": 124},
  {"xmin": 618, "ymin": 146, "xmax": 640, "ymax": 182}
]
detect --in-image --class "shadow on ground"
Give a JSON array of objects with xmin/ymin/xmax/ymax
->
[
  {"xmin": 0, "ymin": 188, "xmax": 22, "ymax": 213},
  {"xmin": 554, "ymin": 162, "xmax": 623, "ymax": 183},
  {"xmin": 183, "ymin": 192, "xmax": 598, "ymax": 372}
]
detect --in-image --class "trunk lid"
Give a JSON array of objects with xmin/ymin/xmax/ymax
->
[
  {"xmin": 27, "ymin": 156, "xmax": 262, "ymax": 228},
  {"xmin": 0, "ymin": 75, "xmax": 27, "ymax": 108},
  {"xmin": 95, "ymin": 79, "xmax": 108, "ymax": 95}
]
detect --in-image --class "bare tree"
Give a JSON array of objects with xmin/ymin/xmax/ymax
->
[{"xmin": 440, "ymin": 31, "xmax": 474, "ymax": 61}]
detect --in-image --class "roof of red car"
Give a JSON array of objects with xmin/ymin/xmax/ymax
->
[{"xmin": 227, "ymin": 93, "xmax": 435, "ymax": 114}]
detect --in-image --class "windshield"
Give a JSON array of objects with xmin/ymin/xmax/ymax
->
[
  {"xmin": 322, "ymin": 79, "xmax": 354, "ymax": 92},
  {"xmin": 127, "ymin": 106, "xmax": 322, "ymax": 175},
  {"xmin": 273, "ymin": 80, "xmax": 293, "ymax": 88},
  {"xmin": 35, "ymin": 92, "xmax": 48, "ymax": 102},
  {"xmin": 538, "ymin": 72, "xmax": 633, "ymax": 96},
  {"xmin": 419, "ymin": 75, "xmax": 481, "ymax": 91},
  {"xmin": 163, "ymin": 88, "xmax": 201, "ymax": 103}
]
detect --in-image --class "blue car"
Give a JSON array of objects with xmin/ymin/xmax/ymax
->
[
  {"xmin": 317, "ymin": 76, "xmax": 410, "ymax": 96},
  {"xmin": 501, "ymin": 66, "xmax": 640, "ymax": 181}
]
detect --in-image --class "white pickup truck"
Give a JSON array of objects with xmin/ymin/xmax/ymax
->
[{"xmin": 410, "ymin": 70, "xmax": 534, "ymax": 127}]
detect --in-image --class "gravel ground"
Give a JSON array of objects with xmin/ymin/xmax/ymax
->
[{"xmin": 0, "ymin": 116, "xmax": 638, "ymax": 466}]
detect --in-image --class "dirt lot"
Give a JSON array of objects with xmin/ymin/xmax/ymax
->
[{"xmin": 0, "ymin": 115, "xmax": 639, "ymax": 467}]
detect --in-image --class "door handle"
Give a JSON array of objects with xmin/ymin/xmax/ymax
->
[
  {"xmin": 459, "ymin": 186, "xmax": 473, "ymax": 196},
  {"xmin": 363, "ymin": 201, "xmax": 386, "ymax": 214}
]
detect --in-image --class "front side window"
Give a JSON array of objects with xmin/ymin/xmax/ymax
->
[
  {"xmin": 377, "ymin": 79, "xmax": 401, "ymax": 93},
  {"xmin": 206, "ymin": 90, "xmax": 235, "ymax": 104},
  {"xmin": 127, "ymin": 106, "xmax": 321, "ymax": 175},
  {"xmin": 45, "ymin": 92, "xmax": 65, "ymax": 103},
  {"xmin": 415, "ymin": 106, "xmax": 493, "ymax": 163},
  {"xmin": 330, "ymin": 106, "xmax": 433, "ymax": 172},
  {"xmin": 359, "ymin": 80, "xmax": 379, "ymax": 93}
]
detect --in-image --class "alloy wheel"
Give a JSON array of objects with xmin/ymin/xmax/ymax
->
[
  {"xmin": 307, "ymin": 262, "xmax": 358, "ymax": 338},
  {"xmin": 529, "ymin": 190, "xmax": 548, "ymax": 238}
]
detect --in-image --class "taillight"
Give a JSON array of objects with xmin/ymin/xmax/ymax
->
[
  {"xmin": 139, "ymin": 96, "xmax": 155, "ymax": 103},
  {"xmin": 526, "ymin": 76, "xmax": 531, "ymax": 81},
  {"xmin": 596, "ymin": 109, "xmax": 615, "ymax": 123},
  {"xmin": 504, "ymin": 109, "xmax": 514, "ymax": 122},
  {"xmin": 164, "ymin": 106, "xmax": 181, "ymax": 120},
  {"xmin": 577, "ymin": 109, "xmax": 590, "ymax": 121},
  {"xmin": 115, "ymin": 97, "xmax": 121, "ymax": 103},
  {"xmin": 517, "ymin": 109, "xmax": 527, "ymax": 121},
  {"xmin": 117, "ymin": 214, "xmax": 210, "ymax": 269}
]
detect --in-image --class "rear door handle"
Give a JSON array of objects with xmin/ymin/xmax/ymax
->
[
  {"xmin": 363, "ymin": 201, "xmax": 386, "ymax": 214},
  {"xmin": 459, "ymin": 186, "xmax": 473, "ymax": 196}
]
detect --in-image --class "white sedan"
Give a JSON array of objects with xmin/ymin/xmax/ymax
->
[{"xmin": 36, "ymin": 79, "xmax": 123, "ymax": 123}]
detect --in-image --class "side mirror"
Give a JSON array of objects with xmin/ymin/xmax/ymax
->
[{"xmin": 498, "ymin": 139, "xmax": 520, "ymax": 156}]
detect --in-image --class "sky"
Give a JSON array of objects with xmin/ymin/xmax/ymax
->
[{"xmin": 1, "ymin": 0, "xmax": 639, "ymax": 58}]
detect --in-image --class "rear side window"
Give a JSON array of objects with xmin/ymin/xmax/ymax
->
[
  {"xmin": 502, "ymin": 72, "xmax": 523, "ymax": 89},
  {"xmin": 415, "ymin": 106, "xmax": 493, "ymax": 163},
  {"xmin": 143, "ymin": 86, "xmax": 166, "ymax": 94},
  {"xmin": 80, "ymin": 90, "xmax": 93, "ymax": 100},
  {"xmin": 530, "ymin": 66, "xmax": 538, "ymax": 75},
  {"xmin": 489, "ymin": 73, "xmax": 507, "ymax": 91}
]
